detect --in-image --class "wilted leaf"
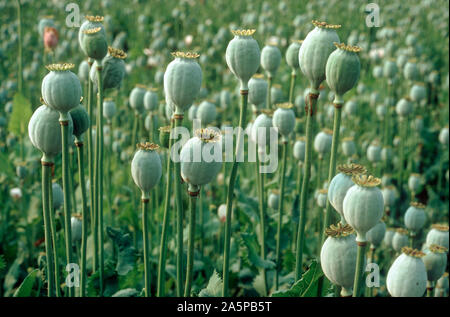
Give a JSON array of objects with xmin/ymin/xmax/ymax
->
[{"xmin": 198, "ymin": 270, "xmax": 222, "ymax": 297}]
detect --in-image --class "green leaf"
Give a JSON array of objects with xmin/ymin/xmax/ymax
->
[
  {"xmin": 198, "ymin": 270, "xmax": 222, "ymax": 297},
  {"xmin": 8, "ymin": 93, "xmax": 32, "ymax": 136},
  {"xmin": 0, "ymin": 254, "xmax": 6, "ymax": 273},
  {"xmin": 271, "ymin": 260, "xmax": 323, "ymax": 297},
  {"xmin": 106, "ymin": 227, "xmax": 137, "ymax": 276},
  {"xmin": 0, "ymin": 151, "xmax": 14, "ymax": 178},
  {"xmin": 240, "ymin": 232, "xmax": 276, "ymax": 270},
  {"xmin": 13, "ymin": 269, "xmax": 38, "ymax": 297},
  {"xmin": 111, "ymin": 288, "xmax": 140, "ymax": 297}
]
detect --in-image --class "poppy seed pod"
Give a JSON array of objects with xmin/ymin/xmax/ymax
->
[
  {"xmin": 382, "ymin": 185, "xmax": 397, "ymax": 211},
  {"xmin": 52, "ymin": 182, "xmax": 64, "ymax": 210},
  {"xmin": 273, "ymin": 103, "xmax": 295, "ymax": 141},
  {"xmin": 78, "ymin": 60, "xmax": 90, "ymax": 82},
  {"xmin": 376, "ymin": 104, "xmax": 387, "ymax": 119},
  {"xmin": 384, "ymin": 228, "xmax": 395, "ymax": 248},
  {"xmin": 328, "ymin": 164, "xmax": 367, "ymax": 224},
  {"xmin": 261, "ymin": 43, "xmax": 282, "ymax": 78},
  {"xmin": 251, "ymin": 110, "xmax": 273, "ymax": 147},
  {"xmin": 164, "ymin": 52, "xmax": 202, "ymax": 113},
  {"xmin": 143, "ymin": 88, "xmax": 158, "ymax": 112},
  {"xmin": 383, "ymin": 59, "xmax": 398, "ymax": 79},
  {"xmin": 343, "ymin": 175, "xmax": 384, "ymax": 242},
  {"xmin": 372, "ymin": 65, "xmax": 383, "ymax": 78},
  {"xmin": 225, "ymin": 29, "xmax": 260, "ymax": 90},
  {"xmin": 180, "ymin": 129, "xmax": 222, "ymax": 191},
  {"xmin": 423, "ymin": 245, "xmax": 448, "ymax": 282},
  {"xmin": 187, "ymin": 104, "xmax": 198, "ymax": 121},
  {"xmin": 286, "ymin": 40, "xmax": 302, "ymax": 69},
  {"xmin": 404, "ymin": 202, "xmax": 427, "ymax": 233},
  {"xmin": 392, "ymin": 228, "xmax": 409, "ymax": 252},
  {"xmin": 317, "ymin": 189, "xmax": 328, "ymax": 208},
  {"xmin": 129, "ymin": 85, "xmax": 147, "ymax": 114},
  {"xmin": 81, "ymin": 27, "xmax": 108, "ymax": 61},
  {"xmin": 197, "ymin": 100, "xmax": 217, "ymax": 126},
  {"xmin": 344, "ymin": 100, "xmax": 358, "ymax": 117},
  {"xmin": 387, "ymin": 247, "xmax": 427, "ymax": 297},
  {"xmin": 341, "ymin": 137, "xmax": 356, "ymax": 157},
  {"xmin": 90, "ymin": 47, "xmax": 127, "ymax": 91},
  {"xmin": 69, "ymin": 105, "xmax": 90, "ymax": 140},
  {"xmin": 426, "ymin": 225, "xmax": 449, "ymax": 250},
  {"xmin": 293, "ymin": 138, "xmax": 306, "ymax": 162},
  {"xmin": 41, "ymin": 63, "xmax": 82, "ymax": 115},
  {"xmin": 268, "ymin": 190, "xmax": 280, "ymax": 210},
  {"xmin": 395, "ymin": 97, "xmax": 413, "ymax": 118},
  {"xmin": 220, "ymin": 90, "xmax": 231, "ymax": 109},
  {"xmin": 78, "ymin": 15, "xmax": 106, "ymax": 55},
  {"xmin": 158, "ymin": 126, "xmax": 171, "ymax": 149},
  {"xmin": 403, "ymin": 60, "xmax": 420, "ymax": 81},
  {"xmin": 28, "ymin": 104, "xmax": 73, "ymax": 162},
  {"xmin": 271, "ymin": 85, "xmax": 284, "ymax": 104},
  {"xmin": 366, "ymin": 220, "xmax": 386, "ymax": 249},
  {"xmin": 103, "ymin": 98, "xmax": 116, "ymax": 120},
  {"xmin": 131, "ymin": 142, "xmax": 162, "ymax": 197},
  {"xmin": 248, "ymin": 74, "xmax": 268, "ymax": 108},
  {"xmin": 299, "ymin": 21, "xmax": 341, "ymax": 91},
  {"xmin": 439, "ymin": 126, "xmax": 449, "ymax": 147},
  {"xmin": 325, "ymin": 43, "xmax": 361, "ymax": 104},
  {"xmin": 314, "ymin": 129, "xmax": 333, "ymax": 158},
  {"xmin": 71, "ymin": 215, "xmax": 82, "ymax": 245},
  {"xmin": 408, "ymin": 173, "xmax": 422, "ymax": 194},
  {"xmin": 381, "ymin": 146, "xmax": 393, "ymax": 162},
  {"xmin": 320, "ymin": 224, "xmax": 357, "ymax": 297},
  {"xmin": 367, "ymin": 142, "xmax": 382, "ymax": 163}
]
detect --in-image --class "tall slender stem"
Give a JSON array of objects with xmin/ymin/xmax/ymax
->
[
  {"xmin": 59, "ymin": 114, "xmax": 73, "ymax": 296},
  {"xmin": 255, "ymin": 152, "xmax": 267, "ymax": 296},
  {"xmin": 295, "ymin": 92, "xmax": 318, "ymax": 280},
  {"xmin": 75, "ymin": 140, "xmax": 88, "ymax": 297},
  {"xmin": 141, "ymin": 194, "xmax": 151, "ymax": 297},
  {"xmin": 275, "ymin": 141, "xmax": 287, "ymax": 290},
  {"xmin": 352, "ymin": 241, "xmax": 367, "ymax": 297},
  {"xmin": 184, "ymin": 189, "xmax": 198, "ymax": 297},
  {"xmin": 222, "ymin": 90, "xmax": 249, "ymax": 296},
  {"xmin": 16, "ymin": 0, "xmax": 23, "ymax": 93},
  {"xmin": 173, "ymin": 114, "xmax": 185, "ymax": 297},
  {"xmin": 41, "ymin": 160, "xmax": 55, "ymax": 297},
  {"xmin": 267, "ymin": 76, "xmax": 272, "ymax": 109},
  {"xmin": 288, "ymin": 70, "xmax": 296, "ymax": 105},
  {"xmin": 47, "ymin": 175, "xmax": 61, "ymax": 297},
  {"xmin": 157, "ymin": 119, "xmax": 174, "ymax": 297}
]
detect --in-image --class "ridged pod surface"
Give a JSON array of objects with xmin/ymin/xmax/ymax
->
[
  {"xmin": 273, "ymin": 103, "xmax": 295, "ymax": 139},
  {"xmin": 261, "ymin": 43, "xmax": 281, "ymax": 77},
  {"xmin": 70, "ymin": 105, "xmax": 90, "ymax": 139},
  {"xmin": 131, "ymin": 143, "xmax": 162, "ymax": 195},
  {"xmin": 426, "ymin": 225, "xmax": 449, "ymax": 249},
  {"xmin": 90, "ymin": 47, "xmax": 127, "ymax": 91},
  {"xmin": 366, "ymin": 220, "xmax": 387, "ymax": 248},
  {"xmin": 248, "ymin": 75, "xmax": 268, "ymax": 107},
  {"xmin": 251, "ymin": 111, "xmax": 272, "ymax": 147},
  {"xmin": 286, "ymin": 41, "xmax": 302, "ymax": 69},
  {"xmin": 404, "ymin": 202, "xmax": 427, "ymax": 232},
  {"xmin": 78, "ymin": 16, "xmax": 107, "ymax": 56},
  {"xmin": 423, "ymin": 245, "xmax": 448, "ymax": 282}
]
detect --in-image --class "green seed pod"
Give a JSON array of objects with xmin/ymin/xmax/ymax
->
[
  {"xmin": 90, "ymin": 47, "xmax": 127, "ymax": 91},
  {"xmin": 387, "ymin": 247, "xmax": 427, "ymax": 297},
  {"xmin": 159, "ymin": 126, "xmax": 171, "ymax": 149},
  {"xmin": 286, "ymin": 40, "xmax": 302, "ymax": 69},
  {"xmin": 187, "ymin": 104, "xmax": 198, "ymax": 121},
  {"xmin": 144, "ymin": 88, "xmax": 158, "ymax": 111},
  {"xmin": 52, "ymin": 182, "xmax": 64, "ymax": 210},
  {"xmin": 344, "ymin": 99, "xmax": 358, "ymax": 117},
  {"xmin": 372, "ymin": 65, "xmax": 383, "ymax": 78},
  {"xmin": 164, "ymin": 52, "xmax": 202, "ymax": 114},
  {"xmin": 28, "ymin": 104, "xmax": 73, "ymax": 161},
  {"xmin": 271, "ymin": 84, "xmax": 284, "ymax": 104},
  {"xmin": 268, "ymin": 190, "xmax": 280, "ymax": 210},
  {"xmin": 325, "ymin": 43, "xmax": 361, "ymax": 104},
  {"xmin": 409, "ymin": 83, "xmax": 427, "ymax": 102},
  {"xmin": 78, "ymin": 60, "xmax": 90, "ymax": 82},
  {"xmin": 293, "ymin": 138, "xmax": 306, "ymax": 162},
  {"xmin": 395, "ymin": 97, "xmax": 413, "ymax": 118},
  {"xmin": 71, "ymin": 214, "xmax": 82, "ymax": 245},
  {"xmin": 180, "ymin": 129, "xmax": 222, "ymax": 190},
  {"xmin": 314, "ymin": 128, "xmax": 333, "ymax": 158},
  {"xmin": 404, "ymin": 202, "xmax": 426, "ymax": 233},
  {"xmin": 367, "ymin": 220, "xmax": 386, "ymax": 249},
  {"xmin": 408, "ymin": 173, "xmax": 422, "ymax": 194},
  {"xmin": 41, "ymin": 63, "xmax": 82, "ymax": 115},
  {"xmin": 439, "ymin": 126, "xmax": 449, "ymax": 147},
  {"xmin": 403, "ymin": 60, "xmax": 420, "ymax": 81},
  {"xmin": 220, "ymin": 90, "xmax": 231, "ymax": 109},
  {"xmin": 383, "ymin": 59, "xmax": 398, "ymax": 79},
  {"xmin": 423, "ymin": 245, "xmax": 448, "ymax": 282},
  {"xmin": 248, "ymin": 74, "xmax": 268, "ymax": 108},
  {"xmin": 261, "ymin": 42, "xmax": 281, "ymax": 78},
  {"xmin": 82, "ymin": 27, "xmax": 108, "ymax": 61},
  {"xmin": 384, "ymin": 228, "xmax": 395, "ymax": 248},
  {"xmin": 78, "ymin": 15, "xmax": 106, "ymax": 56},
  {"xmin": 70, "ymin": 105, "xmax": 90, "ymax": 140},
  {"xmin": 392, "ymin": 228, "xmax": 409, "ymax": 252},
  {"xmin": 343, "ymin": 175, "xmax": 384, "ymax": 242},
  {"xmin": 321, "ymin": 224, "xmax": 357, "ymax": 297},
  {"xmin": 273, "ymin": 103, "xmax": 295, "ymax": 141},
  {"xmin": 426, "ymin": 225, "xmax": 449, "ymax": 250},
  {"xmin": 328, "ymin": 164, "xmax": 367, "ymax": 224},
  {"xmin": 197, "ymin": 100, "xmax": 217, "ymax": 126},
  {"xmin": 131, "ymin": 142, "xmax": 162, "ymax": 197},
  {"xmin": 376, "ymin": 104, "xmax": 387, "ymax": 119},
  {"xmin": 129, "ymin": 84, "xmax": 147, "ymax": 114},
  {"xmin": 298, "ymin": 21, "xmax": 341, "ymax": 92},
  {"xmin": 382, "ymin": 185, "xmax": 397, "ymax": 211},
  {"xmin": 225, "ymin": 29, "xmax": 260, "ymax": 90},
  {"xmin": 103, "ymin": 98, "xmax": 116, "ymax": 120},
  {"xmin": 341, "ymin": 137, "xmax": 356, "ymax": 157},
  {"xmin": 381, "ymin": 146, "xmax": 393, "ymax": 162},
  {"xmin": 317, "ymin": 189, "xmax": 328, "ymax": 208},
  {"xmin": 367, "ymin": 141, "xmax": 382, "ymax": 163}
]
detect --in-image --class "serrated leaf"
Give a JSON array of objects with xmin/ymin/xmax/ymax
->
[
  {"xmin": 8, "ymin": 93, "xmax": 32, "ymax": 136},
  {"xmin": 240, "ymin": 232, "xmax": 276, "ymax": 270},
  {"xmin": 13, "ymin": 269, "xmax": 38, "ymax": 297},
  {"xmin": 198, "ymin": 270, "xmax": 222, "ymax": 297},
  {"xmin": 271, "ymin": 260, "xmax": 323, "ymax": 297},
  {"xmin": 106, "ymin": 227, "xmax": 137, "ymax": 275}
]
